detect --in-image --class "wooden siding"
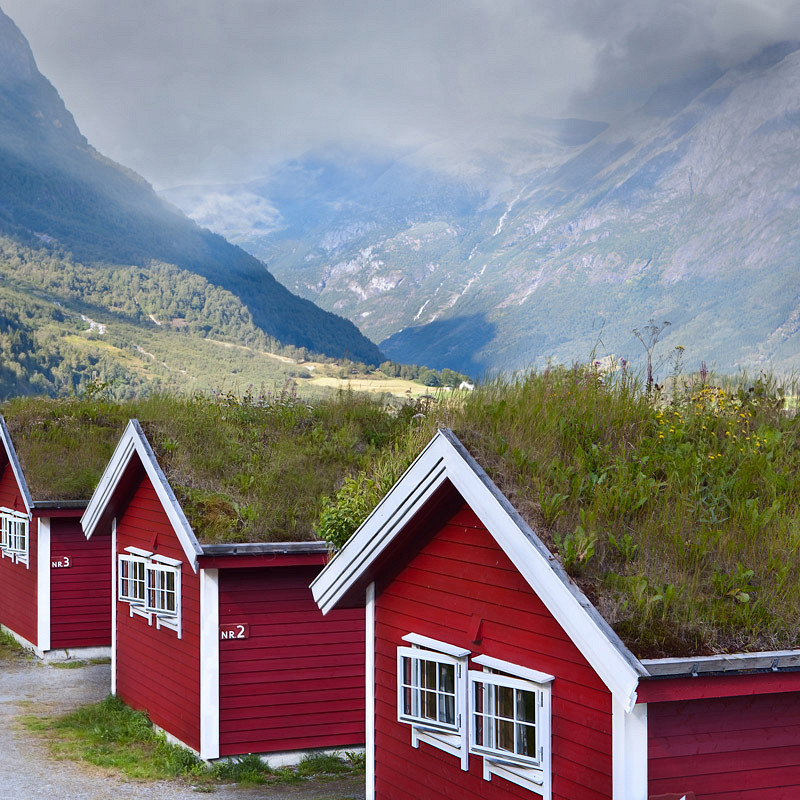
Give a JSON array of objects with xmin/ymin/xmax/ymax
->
[
  {"xmin": 218, "ymin": 566, "xmax": 365, "ymax": 756},
  {"xmin": 115, "ymin": 476, "xmax": 201, "ymax": 752},
  {"xmin": 50, "ymin": 517, "xmax": 112, "ymax": 649},
  {"xmin": 648, "ymin": 692, "xmax": 800, "ymax": 799},
  {"xmin": 0, "ymin": 462, "xmax": 36, "ymax": 644},
  {"xmin": 374, "ymin": 503, "xmax": 613, "ymax": 800}
]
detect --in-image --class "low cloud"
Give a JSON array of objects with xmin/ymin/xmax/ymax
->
[{"xmin": 3, "ymin": 0, "xmax": 800, "ymax": 187}]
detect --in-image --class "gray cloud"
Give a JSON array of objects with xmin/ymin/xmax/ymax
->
[{"xmin": 2, "ymin": 0, "xmax": 800, "ymax": 188}]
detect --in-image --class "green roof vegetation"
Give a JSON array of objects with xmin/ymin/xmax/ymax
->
[
  {"xmin": 3, "ymin": 387, "xmax": 415, "ymax": 544},
  {"xmin": 318, "ymin": 367, "xmax": 800, "ymax": 658}
]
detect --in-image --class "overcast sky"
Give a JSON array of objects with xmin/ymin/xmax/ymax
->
[{"xmin": 3, "ymin": 0, "xmax": 799, "ymax": 189}]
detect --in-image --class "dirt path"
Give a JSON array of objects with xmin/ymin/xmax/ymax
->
[{"xmin": 0, "ymin": 651, "xmax": 365, "ymax": 800}]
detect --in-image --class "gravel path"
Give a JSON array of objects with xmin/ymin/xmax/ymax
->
[{"xmin": 0, "ymin": 650, "xmax": 365, "ymax": 800}]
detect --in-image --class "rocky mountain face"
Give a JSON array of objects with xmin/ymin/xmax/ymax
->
[
  {"xmin": 168, "ymin": 43, "xmax": 800, "ymax": 377},
  {"xmin": 0, "ymin": 7, "xmax": 383, "ymax": 372}
]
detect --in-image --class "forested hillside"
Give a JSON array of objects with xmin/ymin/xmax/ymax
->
[{"xmin": 0, "ymin": 7, "xmax": 383, "ymax": 399}]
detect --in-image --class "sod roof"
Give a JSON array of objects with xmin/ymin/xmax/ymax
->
[
  {"xmin": 319, "ymin": 367, "xmax": 800, "ymax": 659},
  {"xmin": 2, "ymin": 390, "xmax": 410, "ymax": 545}
]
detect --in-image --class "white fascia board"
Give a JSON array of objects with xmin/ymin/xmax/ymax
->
[
  {"xmin": 311, "ymin": 433, "xmax": 450, "ymax": 613},
  {"xmin": 81, "ymin": 420, "xmax": 203, "ymax": 571},
  {"xmin": 0, "ymin": 417, "xmax": 33, "ymax": 516},
  {"xmin": 311, "ymin": 429, "xmax": 645, "ymax": 708}
]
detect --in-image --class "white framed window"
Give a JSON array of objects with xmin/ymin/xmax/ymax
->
[
  {"xmin": 0, "ymin": 507, "xmax": 29, "ymax": 567},
  {"xmin": 469, "ymin": 654, "xmax": 553, "ymax": 798},
  {"xmin": 397, "ymin": 634, "xmax": 470, "ymax": 769},
  {"xmin": 118, "ymin": 554, "xmax": 146, "ymax": 603},
  {"xmin": 117, "ymin": 548, "xmax": 181, "ymax": 637},
  {"xmin": 398, "ymin": 647, "xmax": 460, "ymax": 732},
  {"xmin": 145, "ymin": 560, "xmax": 180, "ymax": 633}
]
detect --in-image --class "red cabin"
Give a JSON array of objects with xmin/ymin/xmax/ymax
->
[
  {"xmin": 312, "ymin": 429, "xmax": 800, "ymax": 800},
  {"xmin": 0, "ymin": 416, "xmax": 111, "ymax": 659},
  {"xmin": 82, "ymin": 420, "xmax": 365, "ymax": 761}
]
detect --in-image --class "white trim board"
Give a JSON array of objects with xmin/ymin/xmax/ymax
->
[
  {"xmin": 365, "ymin": 582, "xmax": 375, "ymax": 800},
  {"xmin": 311, "ymin": 428, "xmax": 647, "ymax": 709},
  {"xmin": 199, "ymin": 568, "xmax": 220, "ymax": 760},
  {"xmin": 111, "ymin": 518, "xmax": 117, "ymax": 695},
  {"xmin": 82, "ymin": 420, "xmax": 203, "ymax": 571},
  {"xmin": 36, "ymin": 517, "xmax": 50, "ymax": 653}
]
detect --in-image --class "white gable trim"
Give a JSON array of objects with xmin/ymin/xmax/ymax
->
[
  {"xmin": 311, "ymin": 429, "xmax": 646, "ymax": 708},
  {"xmin": 0, "ymin": 417, "xmax": 33, "ymax": 516},
  {"xmin": 81, "ymin": 420, "xmax": 203, "ymax": 571}
]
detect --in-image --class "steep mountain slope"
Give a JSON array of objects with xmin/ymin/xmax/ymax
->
[
  {"xmin": 169, "ymin": 45, "xmax": 800, "ymax": 376},
  {"xmin": 0, "ymin": 7, "xmax": 383, "ymax": 379}
]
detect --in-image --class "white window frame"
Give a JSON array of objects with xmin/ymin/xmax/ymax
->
[
  {"xmin": 117, "ymin": 548, "xmax": 181, "ymax": 637},
  {"xmin": 397, "ymin": 634, "xmax": 470, "ymax": 770},
  {"xmin": 469, "ymin": 654, "xmax": 553, "ymax": 798},
  {"xmin": 0, "ymin": 507, "xmax": 29, "ymax": 567},
  {"xmin": 118, "ymin": 554, "xmax": 146, "ymax": 604},
  {"xmin": 145, "ymin": 559, "xmax": 180, "ymax": 633}
]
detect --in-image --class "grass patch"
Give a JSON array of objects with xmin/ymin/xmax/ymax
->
[
  {"xmin": 0, "ymin": 628, "xmax": 26, "ymax": 661},
  {"xmin": 50, "ymin": 660, "xmax": 86, "ymax": 670},
  {"xmin": 23, "ymin": 695, "xmax": 203, "ymax": 781},
  {"xmin": 25, "ymin": 695, "xmax": 363, "ymax": 786}
]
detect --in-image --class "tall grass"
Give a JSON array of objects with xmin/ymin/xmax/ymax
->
[
  {"xmin": 318, "ymin": 366, "xmax": 800, "ymax": 656},
  {"xmin": 3, "ymin": 387, "xmax": 417, "ymax": 543}
]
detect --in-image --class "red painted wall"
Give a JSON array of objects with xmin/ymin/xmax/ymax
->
[
  {"xmin": 648, "ymin": 691, "xmax": 800, "ymax": 799},
  {"xmin": 374, "ymin": 503, "xmax": 613, "ymax": 800},
  {"xmin": 218, "ymin": 565, "xmax": 365, "ymax": 756},
  {"xmin": 115, "ymin": 476, "xmax": 201, "ymax": 752},
  {"xmin": 0, "ymin": 463, "xmax": 37, "ymax": 645},
  {"xmin": 50, "ymin": 517, "xmax": 112, "ymax": 649}
]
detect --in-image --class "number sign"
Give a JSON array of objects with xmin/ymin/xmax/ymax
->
[{"xmin": 219, "ymin": 623, "xmax": 249, "ymax": 640}]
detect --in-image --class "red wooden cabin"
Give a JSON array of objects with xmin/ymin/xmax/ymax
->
[
  {"xmin": 82, "ymin": 420, "xmax": 364, "ymax": 761},
  {"xmin": 0, "ymin": 417, "xmax": 111, "ymax": 659},
  {"xmin": 312, "ymin": 429, "xmax": 800, "ymax": 800}
]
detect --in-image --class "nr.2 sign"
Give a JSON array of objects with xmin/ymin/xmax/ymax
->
[{"xmin": 219, "ymin": 623, "xmax": 249, "ymax": 640}]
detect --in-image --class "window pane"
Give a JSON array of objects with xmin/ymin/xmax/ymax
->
[
  {"xmin": 440, "ymin": 662, "xmax": 454, "ymax": 693},
  {"xmin": 497, "ymin": 685, "xmax": 514, "ymax": 720},
  {"xmin": 421, "ymin": 688, "xmax": 437, "ymax": 720},
  {"xmin": 518, "ymin": 687, "xmax": 536, "ymax": 723},
  {"xmin": 422, "ymin": 660, "xmax": 437, "ymax": 690},
  {"xmin": 517, "ymin": 721, "xmax": 537, "ymax": 758}
]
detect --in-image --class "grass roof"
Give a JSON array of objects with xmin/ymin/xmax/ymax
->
[
  {"xmin": 2, "ymin": 395, "xmax": 133, "ymax": 501},
  {"xmin": 3, "ymin": 387, "xmax": 414, "ymax": 545},
  {"xmin": 318, "ymin": 367, "xmax": 800, "ymax": 658}
]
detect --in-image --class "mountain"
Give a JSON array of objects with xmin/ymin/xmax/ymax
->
[
  {"xmin": 0, "ymin": 5, "xmax": 383, "ymax": 400},
  {"xmin": 166, "ymin": 45, "xmax": 800, "ymax": 377}
]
